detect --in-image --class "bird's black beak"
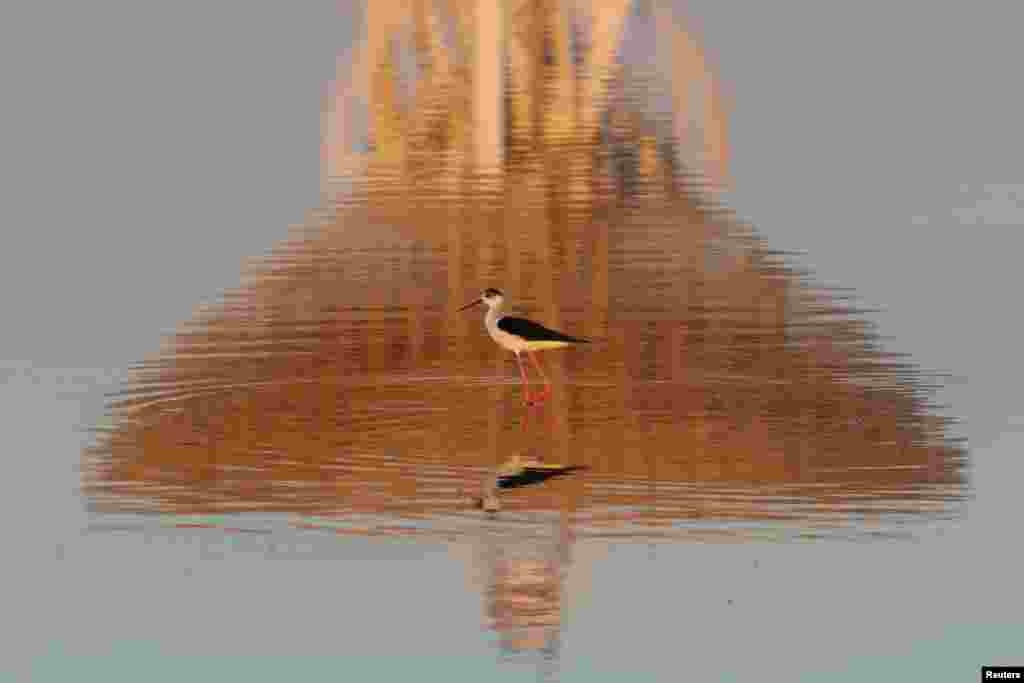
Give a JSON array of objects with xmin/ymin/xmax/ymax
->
[{"xmin": 457, "ymin": 298, "xmax": 482, "ymax": 312}]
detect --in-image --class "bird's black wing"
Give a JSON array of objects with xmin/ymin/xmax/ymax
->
[
  {"xmin": 497, "ymin": 316, "xmax": 590, "ymax": 343},
  {"xmin": 497, "ymin": 465, "xmax": 589, "ymax": 489}
]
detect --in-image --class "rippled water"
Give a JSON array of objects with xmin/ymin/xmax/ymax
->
[
  {"xmin": 84, "ymin": 196, "xmax": 967, "ymax": 535},
  {"xmin": 8, "ymin": 354, "xmax": 983, "ymax": 682},
  {"xmin": 75, "ymin": 164, "xmax": 970, "ymax": 681},
  {"xmin": 77, "ymin": 13, "xmax": 969, "ymax": 674}
]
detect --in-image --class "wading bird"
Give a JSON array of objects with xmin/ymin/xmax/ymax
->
[{"xmin": 458, "ymin": 288, "xmax": 590, "ymax": 406}]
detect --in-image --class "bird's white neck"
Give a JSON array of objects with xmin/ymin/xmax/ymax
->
[{"xmin": 484, "ymin": 305, "xmax": 502, "ymax": 333}]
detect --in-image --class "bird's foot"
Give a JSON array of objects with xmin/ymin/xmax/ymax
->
[{"xmin": 524, "ymin": 391, "xmax": 546, "ymax": 407}]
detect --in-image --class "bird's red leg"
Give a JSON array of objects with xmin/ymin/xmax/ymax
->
[
  {"xmin": 516, "ymin": 354, "xmax": 542, "ymax": 434},
  {"xmin": 526, "ymin": 352, "xmax": 557, "ymax": 434},
  {"xmin": 516, "ymin": 353, "xmax": 534, "ymax": 406},
  {"xmin": 528, "ymin": 352, "xmax": 553, "ymax": 404}
]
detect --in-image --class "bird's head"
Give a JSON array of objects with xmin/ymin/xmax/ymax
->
[{"xmin": 458, "ymin": 288, "xmax": 504, "ymax": 312}]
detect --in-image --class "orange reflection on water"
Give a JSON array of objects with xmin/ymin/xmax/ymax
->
[{"xmin": 83, "ymin": 194, "xmax": 966, "ymax": 537}]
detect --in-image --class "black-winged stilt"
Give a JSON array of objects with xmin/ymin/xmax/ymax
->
[{"xmin": 458, "ymin": 288, "xmax": 590, "ymax": 407}]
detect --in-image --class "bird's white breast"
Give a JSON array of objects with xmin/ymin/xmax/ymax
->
[{"xmin": 485, "ymin": 313, "xmax": 527, "ymax": 353}]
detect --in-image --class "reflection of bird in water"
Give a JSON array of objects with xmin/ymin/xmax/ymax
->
[
  {"xmin": 456, "ymin": 290, "xmax": 589, "ymax": 513},
  {"xmin": 471, "ymin": 455, "xmax": 589, "ymax": 512},
  {"xmin": 457, "ymin": 288, "xmax": 590, "ymax": 407}
]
